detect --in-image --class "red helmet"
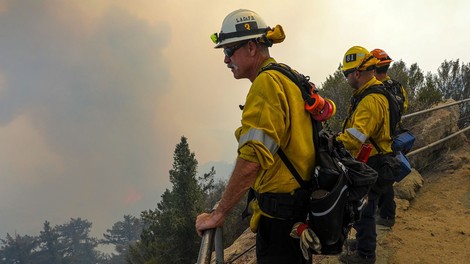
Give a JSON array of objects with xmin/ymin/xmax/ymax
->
[{"xmin": 371, "ymin": 48, "xmax": 393, "ymax": 67}]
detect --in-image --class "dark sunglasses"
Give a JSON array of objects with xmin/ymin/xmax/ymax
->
[
  {"xmin": 223, "ymin": 41, "xmax": 249, "ymax": 57},
  {"xmin": 343, "ymin": 69, "xmax": 357, "ymax": 78}
]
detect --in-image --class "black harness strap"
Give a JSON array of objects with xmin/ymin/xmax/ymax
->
[
  {"xmin": 342, "ymin": 85, "xmax": 401, "ymax": 154},
  {"xmin": 277, "ymin": 148, "xmax": 308, "ymax": 188},
  {"xmin": 218, "ymin": 28, "xmax": 267, "ymax": 42},
  {"xmin": 242, "ymin": 63, "xmax": 319, "ymax": 220}
]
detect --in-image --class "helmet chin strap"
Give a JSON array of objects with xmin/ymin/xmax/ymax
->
[
  {"xmin": 258, "ymin": 35, "xmax": 273, "ymax": 47},
  {"xmin": 357, "ymin": 55, "xmax": 376, "ymax": 71}
]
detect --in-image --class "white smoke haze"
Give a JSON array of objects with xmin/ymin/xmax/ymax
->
[
  {"xmin": 0, "ymin": 0, "xmax": 469, "ymax": 239},
  {"xmin": 0, "ymin": 1, "xmax": 173, "ymax": 236}
]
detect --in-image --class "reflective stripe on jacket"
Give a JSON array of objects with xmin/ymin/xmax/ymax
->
[
  {"xmin": 338, "ymin": 77, "xmax": 393, "ymax": 157},
  {"xmin": 235, "ymin": 58, "xmax": 315, "ymax": 232}
]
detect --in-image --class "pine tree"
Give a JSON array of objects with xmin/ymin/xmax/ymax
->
[
  {"xmin": 100, "ymin": 215, "xmax": 143, "ymax": 263},
  {"xmin": 129, "ymin": 136, "xmax": 207, "ymax": 264},
  {"xmin": 36, "ymin": 221, "xmax": 63, "ymax": 264},
  {"xmin": 415, "ymin": 73, "xmax": 443, "ymax": 110},
  {"xmin": 435, "ymin": 59, "xmax": 470, "ymax": 128},
  {"xmin": 318, "ymin": 66, "xmax": 352, "ymax": 133},
  {"xmin": 0, "ymin": 233, "xmax": 37, "ymax": 264},
  {"xmin": 57, "ymin": 218, "xmax": 99, "ymax": 264}
]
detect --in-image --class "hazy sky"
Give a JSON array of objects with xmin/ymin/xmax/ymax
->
[{"xmin": 0, "ymin": 0, "xmax": 469, "ymax": 239}]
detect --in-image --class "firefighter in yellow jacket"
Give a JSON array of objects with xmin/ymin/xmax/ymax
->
[
  {"xmin": 371, "ymin": 48, "xmax": 409, "ymax": 229},
  {"xmin": 196, "ymin": 9, "xmax": 316, "ymax": 263},
  {"xmin": 371, "ymin": 48, "xmax": 409, "ymax": 113},
  {"xmin": 337, "ymin": 46, "xmax": 395, "ymax": 264}
]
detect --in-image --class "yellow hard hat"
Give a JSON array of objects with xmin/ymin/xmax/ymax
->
[{"xmin": 341, "ymin": 46, "xmax": 379, "ymax": 72}]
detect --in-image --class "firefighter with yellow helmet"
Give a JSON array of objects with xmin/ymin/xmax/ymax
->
[
  {"xmin": 338, "ymin": 46, "xmax": 392, "ymax": 157},
  {"xmin": 337, "ymin": 46, "xmax": 397, "ymax": 264},
  {"xmin": 196, "ymin": 9, "xmax": 319, "ymax": 263}
]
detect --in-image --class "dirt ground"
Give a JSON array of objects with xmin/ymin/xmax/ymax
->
[
  {"xmin": 385, "ymin": 144, "xmax": 470, "ymax": 264},
  {"xmin": 314, "ymin": 143, "xmax": 470, "ymax": 264},
  {"xmin": 222, "ymin": 142, "xmax": 470, "ymax": 264}
]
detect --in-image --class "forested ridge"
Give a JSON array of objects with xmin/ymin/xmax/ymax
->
[{"xmin": 1, "ymin": 59, "xmax": 469, "ymax": 263}]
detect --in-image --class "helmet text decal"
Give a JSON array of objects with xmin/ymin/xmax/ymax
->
[
  {"xmin": 345, "ymin": 54, "xmax": 357, "ymax": 63},
  {"xmin": 236, "ymin": 22, "xmax": 258, "ymax": 32}
]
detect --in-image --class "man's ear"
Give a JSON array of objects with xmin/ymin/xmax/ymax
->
[
  {"xmin": 247, "ymin": 41, "xmax": 257, "ymax": 56},
  {"xmin": 354, "ymin": 70, "xmax": 361, "ymax": 79}
]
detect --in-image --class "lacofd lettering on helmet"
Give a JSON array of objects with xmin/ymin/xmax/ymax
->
[
  {"xmin": 213, "ymin": 9, "xmax": 269, "ymax": 48},
  {"xmin": 236, "ymin": 16, "xmax": 256, "ymax": 23}
]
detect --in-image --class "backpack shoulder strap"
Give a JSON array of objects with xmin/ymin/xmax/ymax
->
[
  {"xmin": 260, "ymin": 63, "xmax": 312, "ymax": 101},
  {"xmin": 349, "ymin": 85, "xmax": 384, "ymax": 112},
  {"xmin": 346, "ymin": 85, "xmax": 402, "ymax": 153},
  {"xmin": 382, "ymin": 79, "xmax": 405, "ymax": 114},
  {"xmin": 259, "ymin": 62, "xmax": 320, "ymax": 188},
  {"xmin": 343, "ymin": 85, "xmax": 385, "ymax": 133},
  {"xmin": 242, "ymin": 65, "xmax": 318, "ymax": 219}
]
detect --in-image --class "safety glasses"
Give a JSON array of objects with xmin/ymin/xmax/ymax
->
[
  {"xmin": 343, "ymin": 69, "xmax": 357, "ymax": 78},
  {"xmin": 223, "ymin": 41, "xmax": 249, "ymax": 57}
]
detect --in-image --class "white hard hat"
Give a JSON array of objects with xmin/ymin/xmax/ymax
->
[{"xmin": 213, "ymin": 9, "xmax": 269, "ymax": 48}]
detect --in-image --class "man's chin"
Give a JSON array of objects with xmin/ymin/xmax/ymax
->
[
  {"xmin": 230, "ymin": 69, "xmax": 240, "ymax": 79},
  {"xmin": 232, "ymin": 73, "xmax": 243, "ymax": 79}
]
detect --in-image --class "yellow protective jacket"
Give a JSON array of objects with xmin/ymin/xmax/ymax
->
[
  {"xmin": 379, "ymin": 76, "xmax": 409, "ymax": 113},
  {"xmin": 338, "ymin": 77, "xmax": 393, "ymax": 157},
  {"xmin": 235, "ymin": 58, "xmax": 315, "ymax": 232}
]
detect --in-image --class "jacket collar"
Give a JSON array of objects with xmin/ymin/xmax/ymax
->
[{"xmin": 353, "ymin": 77, "xmax": 383, "ymax": 97}]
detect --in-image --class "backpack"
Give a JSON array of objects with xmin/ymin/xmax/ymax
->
[
  {"xmin": 348, "ymin": 84, "xmax": 402, "ymax": 138},
  {"xmin": 260, "ymin": 63, "xmax": 378, "ymax": 254},
  {"xmin": 347, "ymin": 83, "xmax": 415, "ymax": 182},
  {"xmin": 382, "ymin": 79, "xmax": 406, "ymax": 115}
]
